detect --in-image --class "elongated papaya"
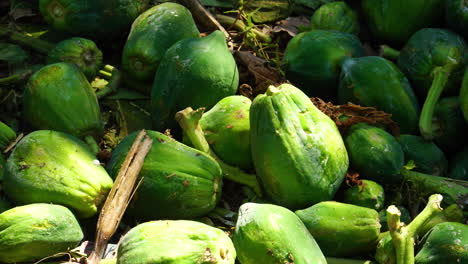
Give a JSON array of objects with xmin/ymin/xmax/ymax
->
[
  {"xmin": 107, "ymin": 130, "xmax": 222, "ymax": 220},
  {"xmin": 250, "ymin": 83, "xmax": 348, "ymax": 209},
  {"xmin": 0, "ymin": 203, "xmax": 83, "ymax": 263},
  {"xmin": 338, "ymin": 56, "xmax": 420, "ymax": 133},
  {"xmin": 117, "ymin": 220, "xmax": 235, "ymax": 264},
  {"xmin": 296, "ymin": 201, "xmax": 381, "ymax": 257},
  {"xmin": 122, "ymin": 2, "xmax": 200, "ymax": 91},
  {"xmin": 4, "ymin": 130, "xmax": 113, "ymax": 218},
  {"xmin": 234, "ymin": 203, "xmax": 326, "ymax": 264},
  {"xmin": 282, "ymin": 30, "xmax": 364, "ymax": 99},
  {"xmin": 151, "ymin": 30, "xmax": 239, "ymax": 131},
  {"xmin": 23, "ymin": 63, "xmax": 103, "ymax": 140},
  {"xmin": 39, "ymin": 0, "xmax": 149, "ymax": 38}
]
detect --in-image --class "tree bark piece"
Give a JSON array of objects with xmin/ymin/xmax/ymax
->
[{"xmin": 87, "ymin": 130, "xmax": 153, "ymax": 264}]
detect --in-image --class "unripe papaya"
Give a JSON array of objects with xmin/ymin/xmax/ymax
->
[
  {"xmin": 47, "ymin": 37, "xmax": 103, "ymax": 80},
  {"xmin": 23, "ymin": 63, "xmax": 103, "ymax": 139},
  {"xmin": 0, "ymin": 121, "xmax": 15, "ymax": 151},
  {"xmin": 151, "ymin": 30, "xmax": 239, "ymax": 131},
  {"xmin": 343, "ymin": 180, "xmax": 385, "ymax": 211},
  {"xmin": 0, "ymin": 203, "xmax": 83, "ymax": 263},
  {"xmin": 122, "ymin": 2, "xmax": 200, "ymax": 92},
  {"xmin": 296, "ymin": 201, "xmax": 381, "ymax": 257},
  {"xmin": 4, "ymin": 130, "xmax": 113, "ymax": 218},
  {"xmin": 310, "ymin": 1, "xmax": 359, "ymax": 35},
  {"xmin": 117, "ymin": 220, "xmax": 235, "ymax": 264},
  {"xmin": 250, "ymin": 83, "xmax": 348, "ymax": 209},
  {"xmin": 234, "ymin": 203, "xmax": 326, "ymax": 264},
  {"xmin": 199, "ymin": 95, "xmax": 252, "ymax": 170}
]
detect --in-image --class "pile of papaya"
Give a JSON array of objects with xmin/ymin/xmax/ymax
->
[{"xmin": 0, "ymin": 0, "xmax": 467, "ymax": 263}]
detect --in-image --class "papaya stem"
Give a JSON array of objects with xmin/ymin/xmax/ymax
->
[
  {"xmin": 419, "ymin": 67, "xmax": 451, "ymax": 139},
  {"xmin": 0, "ymin": 26, "xmax": 55, "ymax": 54},
  {"xmin": 84, "ymin": 136, "xmax": 99, "ymax": 155},
  {"xmin": 401, "ymin": 168, "xmax": 468, "ymax": 206},
  {"xmin": 387, "ymin": 194, "xmax": 443, "ymax": 264},
  {"xmin": 379, "ymin": 45, "xmax": 400, "ymax": 60},
  {"xmin": 216, "ymin": 14, "xmax": 272, "ymax": 43},
  {"xmin": 175, "ymin": 107, "xmax": 263, "ymax": 196},
  {"xmin": 96, "ymin": 65, "xmax": 121, "ymax": 99}
]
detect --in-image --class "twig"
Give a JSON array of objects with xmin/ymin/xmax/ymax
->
[
  {"xmin": 87, "ymin": 130, "xmax": 153, "ymax": 264},
  {"xmin": 177, "ymin": 0, "xmax": 229, "ymax": 39}
]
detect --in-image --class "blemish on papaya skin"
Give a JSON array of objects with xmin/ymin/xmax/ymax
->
[
  {"xmin": 183, "ymin": 180, "xmax": 189, "ymax": 186},
  {"xmin": 226, "ymin": 125, "xmax": 233, "ymax": 129},
  {"xmin": 235, "ymin": 110, "xmax": 245, "ymax": 119}
]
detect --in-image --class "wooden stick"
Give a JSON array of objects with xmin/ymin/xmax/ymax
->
[
  {"xmin": 177, "ymin": 0, "xmax": 229, "ymax": 39},
  {"xmin": 87, "ymin": 130, "xmax": 153, "ymax": 264}
]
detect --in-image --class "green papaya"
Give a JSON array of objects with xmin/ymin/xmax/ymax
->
[
  {"xmin": 344, "ymin": 123, "xmax": 404, "ymax": 184},
  {"xmin": 199, "ymin": 95, "xmax": 252, "ymax": 170},
  {"xmin": 107, "ymin": 130, "xmax": 221, "ymax": 220},
  {"xmin": 282, "ymin": 30, "xmax": 364, "ymax": 99},
  {"xmin": 446, "ymin": 0, "xmax": 468, "ymax": 39},
  {"xmin": 250, "ymin": 83, "xmax": 348, "ymax": 209},
  {"xmin": 415, "ymin": 222, "xmax": 468, "ymax": 264},
  {"xmin": 234, "ymin": 203, "xmax": 326, "ymax": 264},
  {"xmin": 361, "ymin": 0, "xmax": 444, "ymax": 46},
  {"xmin": 397, "ymin": 134, "xmax": 447, "ymax": 176},
  {"xmin": 460, "ymin": 66, "xmax": 468, "ymax": 122},
  {"xmin": 151, "ymin": 30, "xmax": 239, "ymax": 131},
  {"xmin": 39, "ymin": 0, "xmax": 149, "ymax": 38},
  {"xmin": 23, "ymin": 63, "xmax": 103, "ymax": 139},
  {"xmin": 343, "ymin": 180, "xmax": 385, "ymax": 211},
  {"xmin": 117, "ymin": 220, "xmax": 235, "ymax": 264},
  {"xmin": 47, "ymin": 37, "xmax": 103, "ymax": 80},
  {"xmin": 432, "ymin": 97, "xmax": 468, "ymax": 152},
  {"xmin": 296, "ymin": 201, "xmax": 381, "ymax": 257},
  {"xmin": 378, "ymin": 206, "xmax": 411, "ymax": 232},
  {"xmin": 121, "ymin": 2, "xmax": 200, "ymax": 92},
  {"xmin": 448, "ymin": 147, "xmax": 468, "ymax": 180},
  {"xmin": 0, "ymin": 121, "xmax": 15, "ymax": 151},
  {"xmin": 4, "ymin": 130, "xmax": 113, "ymax": 218},
  {"xmin": 0, "ymin": 203, "xmax": 83, "ymax": 263},
  {"xmin": 396, "ymin": 28, "xmax": 468, "ymax": 139},
  {"xmin": 310, "ymin": 1, "xmax": 359, "ymax": 35},
  {"xmin": 338, "ymin": 56, "xmax": 420, "ymax": 134}
]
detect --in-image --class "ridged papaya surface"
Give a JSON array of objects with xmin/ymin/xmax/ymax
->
[
  {"xmin": 250, "ymin": 83, "xmax": 348, "ymax": 209},
  {"xmin": 0, "ymin": 203, "xmax": 83, "ymax": 263},
  {"xmin": 23, "ymin": 62, "xmax": 102, "ymax": 138},
  {"xmin": 234, "ymin": 203, "xmax": 326, "ymax": 264},
  {"xmin": 107, "ymin": 130, "xmax": 222, "ymax": 220},
  {"xmin": 122, "ymin": 2, "xmax": 200, "ymax": 90},
  {"xmin": 151, "ymin": 30, "xmax": 239, "ymax": 131},
  {"xmin": 4, "ymin": 130, "xmax": 113, "ymax": 218},
  {"xmin": 117, "ymin": 220, "xmax": 235, "ymax": 264}
]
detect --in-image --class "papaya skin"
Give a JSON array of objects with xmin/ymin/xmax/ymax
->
[{"xmin": 4, "ymin": 130, "xmax": 113, "ymax": 218}]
